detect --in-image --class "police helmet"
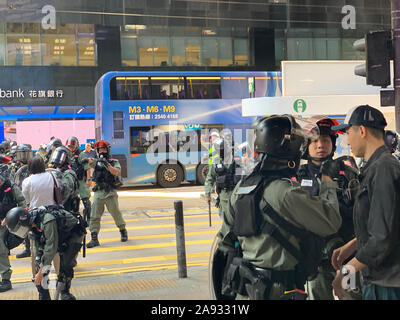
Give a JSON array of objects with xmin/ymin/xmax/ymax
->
[
  {"xmin": 49, "ymin": 146, "xmax": 71, "ymax": 168},
  {"xmin": 385, "ymin": 130, "xmax": 398, "ymax": 154},
  {"xmin": 66, "ymin": 136, "xmax": 79, "ymax": 151},
  {"xmin": 15, "ymin": 144, "xmax": 33, "ymax": 164},
  {"xmin": 253, "ymin": 115, "xmax": 306, "ymax": 160},
  {"xmin": 5, "ymin": 207, "xmax": 31, "ymax": 239},
  {"xmin": 94, "ymin": 140, "xmax": 111, "ymax": 154},
  {"xmin": 45, "ymin": 138, "xmax": 62, "ymax": 155},
  {"xmin": 0, "ymin": 141, "xmax": 10, "ymax": 154}
]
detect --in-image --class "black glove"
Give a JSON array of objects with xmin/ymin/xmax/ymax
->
[{"xmin": 320, "ymin": 159, "xmax": 345, "ymax": 180}]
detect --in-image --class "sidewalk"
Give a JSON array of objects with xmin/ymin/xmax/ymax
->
[{"xmin": 0, "ymin": 265, "xmax": 211, "ymax": 300}]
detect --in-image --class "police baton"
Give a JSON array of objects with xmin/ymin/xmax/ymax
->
[{"xmin": 208, "ymin": 200, "xmax": 212, "ymax": 227}]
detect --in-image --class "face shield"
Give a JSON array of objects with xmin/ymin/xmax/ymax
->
[
  {"xmin": 49, "ymin": 148, "xmax": 67, "ymax": 167},
  {"xmin": 9, "ymin": 223, "xmax": 30, "ymax": 239},
  {"xmin": 15, "ymin": 150, "xmax": 33, "ymax": 164}
]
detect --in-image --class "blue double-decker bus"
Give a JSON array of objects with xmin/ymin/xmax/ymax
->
[{"xmin": 94, "ymin": 71, "xmax": 282, "ymax": 188}]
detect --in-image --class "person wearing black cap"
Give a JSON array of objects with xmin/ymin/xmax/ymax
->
[{"xmin": 331, "ymin": 105, "xmax": 400, "ymax": 300}]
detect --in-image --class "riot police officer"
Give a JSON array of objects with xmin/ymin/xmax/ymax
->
[
  {"xmin": 214, "ymin": 115, "xmax": 342, "ymax": 300},
  {"xmin": 0, "ymin": 164, "xmax": 26, "ymax": 292},
  {"xmin": 9, "ymin": 144, "xmax": 33, "ymax": 184},
  {"xmin": 297, "ymin": 118, "xmax": 360, "ymax": 300},
  {"xmin": 48, "ymin": 146, "xmax": 80, "ymax": 214},
  {"xmin": 5, "ymin": 206, "xmax": 85, "ymax": 300},
  {"xmin": 8, "ymin": 144, "xmax": 33, "ymax": 259},
  {"xmin": 87, "ymin": 140, "xmax": 127, "ymax": 248},
  {"xmin": 65, "ymin": 136, "xmax": 92, "ymax": 223}
]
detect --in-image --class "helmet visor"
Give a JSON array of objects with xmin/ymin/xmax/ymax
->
[
  {"xmin": 50, "ymin": 149, "xmax": 67, "ymax": 166},
  {"xmin": 8, "ymin": 222, "xmax": 29, "ymax": 239}
]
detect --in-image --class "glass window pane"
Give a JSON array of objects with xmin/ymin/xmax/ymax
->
[
  {"xmin": 149, "ymin": 77, "xmax": 184, "ymax": 100},
  {"xmin": 111, "ymin": 76, "xmax": 150, "ymax": 100},
  {"xmin": 218, "ymin": 37, "xmax": 232, "ymax": 66},
  {"xmin": 202, "ymin": 38, "xmax": 217, "ymax": 66},
  {"xmin": 327, "ymin": 39, "xmax": 341, "ymax": 59},
  {"xmin": 78, "ymin": 37, "xmax": 95, "ymax": 66},
  {"xmin": 42, "ymin": 36, "xmax": 59, "ymax": 65},
  {"xmin": 234, "ymin": 39, "xmax": 248, "ymax": 66},
  {"xmin": 121, "ymin": 37, "xmax": 138, "ymax": 66},
  {"xmin": 77, "ymin": 24, "xmax": 94, "ymax": 34},
  {"xmin": 314, "ymin": 39, "xmax": 327, "ymax": 60},
  {"xmin": 42, "ymin": 35, "xmax": 77, "ymax": 66},
  {"xmin": 297, "ymin": 38, "xmax": 312, "ymax": 60},
  {"xmin": 153, "ymin": 37, "xmax": 169, "ymax": 67},
  {"xmin": 24, "ymin": 23, "xmax": 40, "ymax": 34},
  {"xmin": 171, "ymin": 38, "xmax": 184, "ymax": 66},
  {"xmin": 7, "ymin": 23, "xmax": 22, "ymax": 34},
  {"xmin": 138, "ymin": 37, "xmax": 153, "ymax": 66},
  {"xmin": 185, "ymin": 38, "xmax": 200, "ymax": 66},
  {"xmin": 7, "ymin": 36, "xmax": 24, "ymax": 65},
  {"xmin": 0, "ymin": 36, "xmax": 5, "ymax": 66},
  {"xmin": 22, "ymin": 36, "xmax": 40, "ymax": 65},
  {"xmin": 186, "ymin": 76, "xmax": 221, "ymax": 99},
  {"xmin": 58, "ymin": 36, "xmax": 77, "ymax": 66}
]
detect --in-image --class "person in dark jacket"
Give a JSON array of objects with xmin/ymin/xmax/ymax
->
[{"xmin": 331, "ymin": 105, "xmax": 400, "ymax": 300}]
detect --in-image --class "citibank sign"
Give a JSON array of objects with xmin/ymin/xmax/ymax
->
[{"xmin": 0, "ymin": 88, "xmax": 64, "ymax": 99}]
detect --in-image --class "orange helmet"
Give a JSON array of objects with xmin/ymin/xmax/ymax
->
[{"xmin": 94, "ymin": 140, "xmax": 111, "ymax": 152}]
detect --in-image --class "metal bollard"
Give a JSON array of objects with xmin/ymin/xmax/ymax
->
[{"xmin": 174, "ymin": 200, "xmax": 187, "ymax": 278}]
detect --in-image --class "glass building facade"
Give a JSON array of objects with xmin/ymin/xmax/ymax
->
[{"xmin": 0, "ymin": 0, "xmax": 392, "ymax": 109}]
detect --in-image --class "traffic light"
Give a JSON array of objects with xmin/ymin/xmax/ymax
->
[{"xmin": 354, "ymin": 30, "xmax": 392, "ymax": 88}]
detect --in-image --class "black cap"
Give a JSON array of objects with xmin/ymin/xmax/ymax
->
[{"xmin": 332, "ymin": 105, "xmax": 387, "ymax": 131}]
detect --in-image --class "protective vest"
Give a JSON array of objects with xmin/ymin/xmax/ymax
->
[
  {"xmin": 93, "ymin": 158, "xmax": 119, "ymax": 191},
  {"xmin": 0, "ymin": 181, "xmax": 17, "ymax": 220}
]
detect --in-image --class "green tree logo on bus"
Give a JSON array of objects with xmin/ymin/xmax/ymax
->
[{"xmin": 293, "ymin": 99, "xmax": 307, "ymax": 113}]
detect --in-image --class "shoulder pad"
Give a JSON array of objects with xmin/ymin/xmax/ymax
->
[{"xmin": 42, "ymin": 212, "xmax": 57, "ymax": 224}]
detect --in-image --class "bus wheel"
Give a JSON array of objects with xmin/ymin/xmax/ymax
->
[
  {"xmin": 196, "ymin": 164, "xmax": 208, "ymax": 185},
  {"xmin": 157, "ymin": 164, "xmax": 184, "ymax": 188}
]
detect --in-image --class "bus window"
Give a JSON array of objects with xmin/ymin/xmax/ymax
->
[
  {"xmin": 186, "ymin": 76, "xmax": 221, "ymax": 99},
  {"xmin": 130, "ymin": 126, "xmax": 154, "ymax": 154},
  {"xmin": 113, "ymin": 111, "xmax": 124, "ymax": 139},
  {"xmin": 111, "ymin": 76, "xmax": 150, "ymax": 100},
  {"xmin": 149, "ymin": 76, "xmax": 184, "ymax": 100}
]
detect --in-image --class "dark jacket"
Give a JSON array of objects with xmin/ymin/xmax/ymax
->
[{"xmin": 354, "ymin": 145, "xmax": 400, "ymax": 287}]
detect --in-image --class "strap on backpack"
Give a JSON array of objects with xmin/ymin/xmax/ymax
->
[{"xmin": 259, "ymin": 199, "xmax": 305, "ymax": 265}]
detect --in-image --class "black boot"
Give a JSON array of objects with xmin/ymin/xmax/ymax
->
[
  {"xmin": 120, "ymin": 229, "xmax": 128, "ymax": 242},
  {"xmin": 60, "ymin": 278, "xmax": 76, "ymax": 300},
  {"xmin": 37, "ymin": 286, "xmax": 51, "ymax": 300},
  {"xmin": 16, "ymin": 238, "xmax": 31, "ymax": 258},
  {"xmin": 87, "ymin": 232, "xmax": 100, "ymax": 248},
  {"xmin": 0, "ymin": 279, "xmax": 12, "ymax": 292}
]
